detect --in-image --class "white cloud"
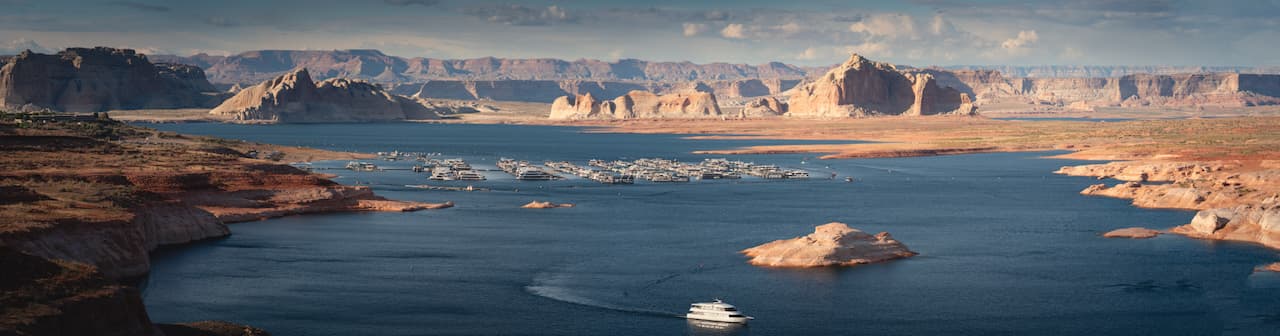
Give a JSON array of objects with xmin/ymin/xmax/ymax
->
[
  {"xmin": 0, "ymin": 38, "xmax": 52, "ymax": 54},
  {"xmin": 1001, "ymin": 30, "xmax": 1040, "ymax": 50},
  {"xmin": 796, "ymin": 47, "xmax": 820, "ymax": 60},
  {"xmin": 848, "ymin": 13, "xmax": 918, "ymax": 39},
  {"xmin": 844, "ymin": 42, "xmax": 891, "ymax": 58},
  {"xmin": 461, "ymin": 4, "xmax": 577, "ymax": 26},
  {"xmin": 720, "ymin": 23, "xmax": 746, "ymax": 39},
  {"xmin": 929, "ymin": 14, "xmax": 956, "ymax": 36},
  {"xmin": 774, "ymin": 22, "xmax": 803, "ymax": 36},
  {"xmin": 682, "ymin": 23, "xmax": 707, "ymax": 37}
]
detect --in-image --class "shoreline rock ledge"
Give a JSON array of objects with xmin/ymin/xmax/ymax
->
[{"xmin": 741, "ymin": 222, "xmax": 917, "ymax": 267}]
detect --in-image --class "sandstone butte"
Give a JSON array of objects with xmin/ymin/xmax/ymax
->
[
  {"xmin": 521, "ymin": 201, "xmax": 574, "ymax": 209},
  {"xmin": 785, "ymin": 53, "xmax": 977, "ymax": 118},
  {"xmin": 0, "ymin": 47, "xmax": 224, "ymax": 112},
  {"xmin": 741, "ymin": 222, "xmax": 917, "ymax": 268},
  {"xmin": 209, "ymin": 68, "xmax": 452, "ymax": 123},
  {"xmin": 0, "ymin": 119, "xmax": 449, "ymax": 335},
  {"xmin": 1056, "ymin": 161, "xmax": 1280, "ymax": 251},
  {"xmin": 1102, "ymin": 227, "xmax": 1162, "ymax": 239},
  {"xmin": 547, "ymin": 90, "xmax": 722, "ymax": 120}
]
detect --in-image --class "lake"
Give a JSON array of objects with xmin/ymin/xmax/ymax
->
[{"xmin": 140, "ymin": 123, "xmax": 1280, "ymax": 335}]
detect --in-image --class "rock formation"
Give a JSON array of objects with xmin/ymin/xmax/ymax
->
[
  {"xmin": 1170, "ymin": 205, "xmax": 1280, "ymax": 249},
  {"xmin": 786, "ymin": 54, "xmax": 976, "ymax": 117},
  {"xmin": 739, "ymin": 97, "xmax": 787, "ymax": 117},
  {"xmin": 1057, "ymin": 160, "xmax": 1280, "ymax": 253},
  {"xmin": 741, "ymin": 222, "xmax": 917, "ymax": 267},
  {"xmin": 0, "ymin": 47, "xmax": 222, "ymax": 112},
  {"xmin": 1256, "ymin": 262, "xmax": 1280, "ymax": 273},
  {"xmin": 209, "ymin": 69, "xmax": 442, "ymax": 123},
  {"xmin": 521, "ymin": 201, "xmax": 574, "ymax": 209},
  {"xmin": 548, "ymin": 90, "xmax": 722, "ymax": 120},
  {"xmin": 1103, "ymin": 227, "xmax": 1162, "ymax": 239}
]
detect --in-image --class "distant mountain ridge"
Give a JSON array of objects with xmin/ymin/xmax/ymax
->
[
  {"xmin": 942, "ymin": 65, "xmax": 1280, "ymax": 78},
  {"xmin": 150, "ymin": 49, "xmax": 823, "ymax": 85}
]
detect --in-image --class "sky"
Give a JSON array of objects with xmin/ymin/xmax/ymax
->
[{"xmin": 1, "ymin": 0, "xmax": 1278, "ymax": 67}]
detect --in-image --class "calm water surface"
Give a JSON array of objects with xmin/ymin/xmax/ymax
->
[{"xmin": 141, "ymin": 123, "xmax": 1280, "ymax": 335}]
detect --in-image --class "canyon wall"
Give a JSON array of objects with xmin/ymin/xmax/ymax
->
[
  {"xmin": 786, "ymin": 54, "xmax": 976, "ymax": 117},
  {"xmin": 548, "ymin": 91, "xmax": 722, "ymax": 120},
  {"xmin": 0, "ymin": 47, "xmax": 223, "ymax": 112},
  {"xmin": 945, "ymin": 71, "xmax": 1280, "ymax": 109}
]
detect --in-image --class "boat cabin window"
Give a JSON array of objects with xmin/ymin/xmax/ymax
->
[
  {"xmin": 723, "ymin": 307, "xmax": 737, "ymax": 311},
  {"xmin": 729, "ymin": 314, "xmax": 744, "ymax": 317}
]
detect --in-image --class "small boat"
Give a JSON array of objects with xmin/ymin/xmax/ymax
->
[{"xmin": 685, "ymin": 299, "xmax": 753, "ymax": 324}]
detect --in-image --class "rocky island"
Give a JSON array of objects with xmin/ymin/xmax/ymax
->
[
  {"xmin": 1102, "ymin": 227, "xmax": 1162, "ymax": 239},
  {"xmin": 521, "ymin": 201, "xmax": 574, "ymax": 209},
  {"xmin": 741, "ymin": 222, "xmax": 917, "ymax": 268}
]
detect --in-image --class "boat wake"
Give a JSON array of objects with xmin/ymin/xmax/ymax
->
[{"xmin": 525, "ymin": 271, "xmax": 682, "ymax": 319}]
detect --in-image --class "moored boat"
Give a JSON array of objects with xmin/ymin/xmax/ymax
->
[{"xmin": 685, "ymin": 299, "xmax": 753, "ymax": 324}]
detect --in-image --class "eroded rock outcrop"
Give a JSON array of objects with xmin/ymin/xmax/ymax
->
[
  {"xmin": 741, "ymin": 222, "xmax": 917, "ymax": 267},
  {"xmin": 1170, "ymin": 205, "xmax": 1280, "ymax": 249},
  {"xmin": 548, "ymin": 90, "xmax": 722, "ymax": 120},
  {"xmin": 786, "ymin": 54, "xmax": 976, "ymax": 117},
  {"xmin": 739, "ymin": 97, "xmax": 787, "ymax": 118},
  {"xmin": 209, "ymin": 69, "xmax": 442, "ymax": 123},
  {"xmin": 1058, "ymin": 160, "xmax": 1280, "ymax": 252},
  {"xmin": 0, "ymin": 47, "xmax": 221, "ymax": 112}
]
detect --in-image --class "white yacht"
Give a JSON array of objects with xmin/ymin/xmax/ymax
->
[
  {"xmin": 429, "ymin": 168, "xmax": 456, "ymax": 181},
  {"xmin": 785, "ymin": 170, "xmax": 810, "ymax": 179},
  {"xmin": 685, "ymin": 299, "xmax": 753, "ymax": 324},
  {"xmin": 456, "ymin": 170, "xmax": 486, "ymax": 181},
  {"xmin": 515, "ymin": 167, "xmax": 557, "ymax": 181}
]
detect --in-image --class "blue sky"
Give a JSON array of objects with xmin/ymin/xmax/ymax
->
[{"xmin": 1, "ymin": 0, "xmax": 1278, "ymax": 66}]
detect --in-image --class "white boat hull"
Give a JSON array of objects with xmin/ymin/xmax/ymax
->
[{"xmin": 685, "ymin": 313, "xmax": 752, "ymax": 324}]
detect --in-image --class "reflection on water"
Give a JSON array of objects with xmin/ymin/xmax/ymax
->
[{"xmin": 687, "ymin": 319, "xmax": 749, "ymax": 335}]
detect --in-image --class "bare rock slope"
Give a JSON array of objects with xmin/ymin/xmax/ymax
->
[
  {"xmin": 210, "ymin": 68, "xmax": 443, "ymax": 123},
  {"xmin": 786, "ymin": 54, "xmax": 976, "ymax": 117},
  {"xmin": 0, "ymin": 47, "xmax": 221, "ymax": 112},
  {"xmin": 741, "ymin": 222, "xmax": 917, "ymax": 267}
]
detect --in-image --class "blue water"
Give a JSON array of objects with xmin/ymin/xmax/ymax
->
[{"xmin": 140, "ymin": 123, "xmax": 1280, "ymax": 335}]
